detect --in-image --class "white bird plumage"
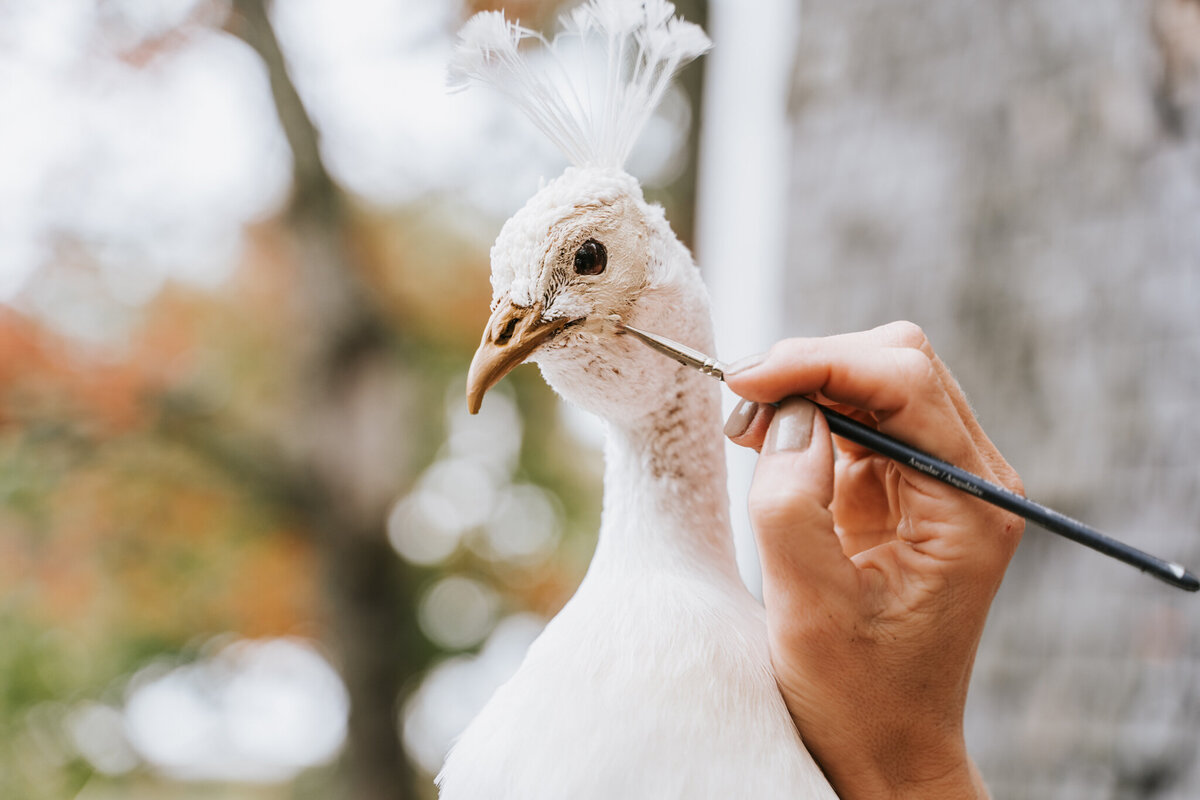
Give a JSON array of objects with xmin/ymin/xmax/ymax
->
[
  {"xmin": 447, "ymin": 0, "xmax": 710, "ymax": 169},
  {"xmin": 441, "ymin": 2, "xmax": 837, "ymax": 797}
]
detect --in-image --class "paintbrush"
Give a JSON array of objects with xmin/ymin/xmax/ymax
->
[{"xmin": 617, "ymin": 322, "xmax": 1199, "ymax": 592}]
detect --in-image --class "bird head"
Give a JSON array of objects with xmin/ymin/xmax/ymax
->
[
  {"xmin": 466, "ymin": 166, "xmax": 705, "ymax": 422},
  {"xmin": 450, "ymin": 2, "xmax": 711, "ymax": 421}
]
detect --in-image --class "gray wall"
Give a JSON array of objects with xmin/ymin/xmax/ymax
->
[{"xmin": 784, "ymin": 2, "xmax": 1200, "ymax": 797}]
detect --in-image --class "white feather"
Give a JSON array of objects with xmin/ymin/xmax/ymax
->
[{"xmin": 448, "ymin": 0, "xmax": 711, "ymax": 170}]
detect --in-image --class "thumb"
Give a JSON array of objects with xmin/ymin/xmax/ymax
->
[{"xmin": 749, "ymin": 398, "xmax": 859, "ymax": 608}]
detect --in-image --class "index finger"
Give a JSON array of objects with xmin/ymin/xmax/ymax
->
[{"xmin": 725, "ymin": 327, "xmax": 987, "ymax": 478}]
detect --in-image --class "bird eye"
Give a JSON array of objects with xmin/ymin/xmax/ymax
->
[{"xmin": 573, "ymin": 239, "xmax": 607, "ymax": 276}]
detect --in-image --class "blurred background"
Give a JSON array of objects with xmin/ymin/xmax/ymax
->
[{"xmin": 1, "ymin": 1, "xmax": 1197, "ymax": 799}]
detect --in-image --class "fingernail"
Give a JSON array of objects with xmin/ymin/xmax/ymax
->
[
  {"xmin": 724, "ymin": 352, "xmax": 766, "ymax": 376},
  {"xmin": 723, "ymin": 398, "xmax": 758, "ymax": 438},
  {"xmin": 764, "ymin": 398, "xmax": 815, "ymax": 453}
]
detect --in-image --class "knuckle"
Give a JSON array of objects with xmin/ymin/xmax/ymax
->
[
  {"xmin": 1007, "ymin": 514, "xmax": 1027, "ymax": 540},
  {"xmin": 890, "ymin": 345, "xmax": 937, "ymax": 386},
  {"xmin": 766, "ymin": 337, "xmax": 810, "ymax": 363},
  {"xmin": 747, "ymin": 484, "xmax": 800, "ymax": 529},
  {"xmin": 984, "ymin": 454, "xmax": 1025, "ymax": 498},
  {"xmin": 748, "ymin": 482, "xmax": 823, "ymax": 532},
  {"xmin": 881, "ymin": 320, "xmax": 928, "ymax": 350},
  {"xmin": 999, "ymin": 465, "xmax": 1025, "ymax": 498},
  {"xmin": 985, "ymin": 505, "xmax": 1026, "ymax": 549}
]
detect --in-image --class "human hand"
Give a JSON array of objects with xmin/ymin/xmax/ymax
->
[{"xmin": 723, "ymin": 322, "xmax": 1023, "ymax": 800}]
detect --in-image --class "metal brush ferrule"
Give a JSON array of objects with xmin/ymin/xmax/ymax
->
[{"xmin": 700, "ymin": 358, "xmax": 726, "ymax": 380}]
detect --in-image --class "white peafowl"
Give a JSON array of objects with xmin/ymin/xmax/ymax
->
[{"xmin": 439, "ymin": 2, "xmax": 838, "ymax": 797}]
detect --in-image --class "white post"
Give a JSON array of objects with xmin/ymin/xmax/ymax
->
[{"xmin": 696, "ymin": 0, "xmax": 800, "ymax": 596}]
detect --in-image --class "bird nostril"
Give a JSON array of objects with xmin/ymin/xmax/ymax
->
[{"xmin": 495, "ymin": 315, "xmax": 520, "ymax": 345}]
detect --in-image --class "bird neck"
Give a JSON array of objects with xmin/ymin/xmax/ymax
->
[{"xmin": 587, "ymin": 364, "xmax": 740, "ymax": 582}]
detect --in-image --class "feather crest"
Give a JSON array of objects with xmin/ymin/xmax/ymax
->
[{"xmin": 448, "ymin": 0, "xmax": 711, "ymax": 170}]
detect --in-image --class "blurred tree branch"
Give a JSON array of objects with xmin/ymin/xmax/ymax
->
[
  {"xmin": 217, "ymin": 2, "xmax": 434, "ymax": 799},
  {"xmin": 227, "ymin": 0, "xmax": 391, "ymax": 370},
  {"xmin": 659, "ymin": 0, "xmax": 706, "ymax": 250},
  {"xmin": 228, "ymin": 0, "xmax": 334, "ymax": 207}
]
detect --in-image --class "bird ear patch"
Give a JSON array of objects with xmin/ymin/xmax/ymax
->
[{"xmin": 448, "ymin": 0, "xmax": 710, "ymax": 171}]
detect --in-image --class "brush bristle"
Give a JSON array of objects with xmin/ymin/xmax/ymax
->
[{"xmin": 568, "ymin": 314, "xmax": 626, "ymax": 336}]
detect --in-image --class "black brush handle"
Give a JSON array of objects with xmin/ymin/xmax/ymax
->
[{"xmin": 810, "ymin": 402, "xmax": 1199, "ymax": 592}]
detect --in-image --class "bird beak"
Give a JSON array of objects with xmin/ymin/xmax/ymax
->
[{"xmin": 466, "ymin": 300, "xmax": 573, "ymax": 414}]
